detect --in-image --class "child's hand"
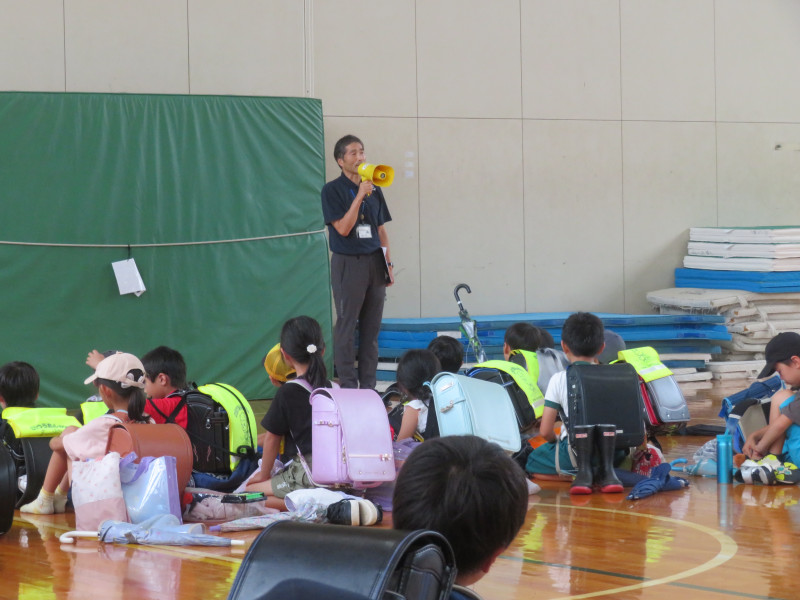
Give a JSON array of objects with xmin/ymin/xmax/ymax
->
[{"xmin": 86, "ymin": 349, "xmax": 104, "ymax": 369}]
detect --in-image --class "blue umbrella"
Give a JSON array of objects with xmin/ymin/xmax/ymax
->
[{"xmin": 60, "ymin": 513, "xmax": 244, "ymax": 547}]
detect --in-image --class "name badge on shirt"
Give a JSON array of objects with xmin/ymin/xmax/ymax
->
[{"xmin": 356, "ymin": 224, "xmax": 372, "ymax": 239}]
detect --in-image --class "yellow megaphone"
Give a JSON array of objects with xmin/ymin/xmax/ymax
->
[{"xmin": 358, "ymin": 163, "xmax": 394, "ymax": 187}]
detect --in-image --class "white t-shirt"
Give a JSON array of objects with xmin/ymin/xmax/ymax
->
[
  {"xmin": 544, "ymin": 370, "xmax": 569, "ymax": 441},
  {"xmin": 406, "ymin": 399, "xmax": 429, "ymax": 434}
]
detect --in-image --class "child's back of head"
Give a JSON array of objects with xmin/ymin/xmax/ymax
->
[
  {"xmin": 561, "ymin": 312, "xmax": 605, "ymax": 359},
  {"xmin": 280, "ymin": 315, "xmax": 328, "ymax": 390},
  {"xmin": 426, "ymin": 336, "xmax": 463, "ymax": 373},
  {"xmin": 85, "ymin": 352, "xmax": 149, "ymax": 422},
  {"xmin": 141, "ymin": 346, "xmax": 188, "ymax": 390},
  {"xmin": 396, "ymin": 349, "xmax": 440, "ymax": 400},
  {"xmin": 0, "ymin": 361, "xmax": 39, "ymax": 408},
  {"xmin": 504, "ymin": 322, "xmax": 541, "ymax": 353},
  {"xmin": 392, "ymin": 435, "xmax": 528, "ymax": 583}
]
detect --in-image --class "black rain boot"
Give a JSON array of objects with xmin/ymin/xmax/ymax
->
[
  {"xmin": 595, "ymin": 424, "xmax": 624, "ymax": 493},
  {"xmin": 570, "ymin": 425, "xmax": 595, "ymax": 495}
]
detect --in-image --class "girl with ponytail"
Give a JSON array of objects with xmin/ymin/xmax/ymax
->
[
  {"xmin": 21, "ymin": 352, "xmax": 151, "ymax": 515},
  {"xmin": 395, "ymin": 349, "xmax": 441, "ymax": 441},
  {"xmin": 246, "ymin": 316, "xmax": 332, "ymax": 508}
]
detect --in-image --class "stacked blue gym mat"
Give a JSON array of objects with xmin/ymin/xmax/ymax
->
[
  {"xmin": 676, "ymin": 226, "xmax": 800, "ymax": 293},
  {"xmin": 375, "ymin": 312, "xmax": 729, "ymax": 384}
]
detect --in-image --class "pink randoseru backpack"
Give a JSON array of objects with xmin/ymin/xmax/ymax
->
[{"xmin": 309, "ymin": 387, "xmax": 395, "ymax": 489}]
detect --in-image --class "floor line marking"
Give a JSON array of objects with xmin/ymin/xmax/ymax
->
[{"xmin": 500, "ymin": 502, "xmax": 738, "ymax": 600}]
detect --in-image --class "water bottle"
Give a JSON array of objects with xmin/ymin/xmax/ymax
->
[{"xmin": 716, "ymin": 434, "xmax": 733, "ymax": 484}]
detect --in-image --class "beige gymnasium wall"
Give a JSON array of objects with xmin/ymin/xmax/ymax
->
[{"xmin": 2, "ymin": 0, "xmax": 800, "ymax": 319}]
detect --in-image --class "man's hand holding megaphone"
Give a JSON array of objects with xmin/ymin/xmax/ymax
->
[{"xmin": 358, "ymin": 163, "xmax": 394, "ymax": 195}]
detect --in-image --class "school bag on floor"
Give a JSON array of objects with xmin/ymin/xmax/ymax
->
[
  {"xmin": 616, "ymin": 347, "xmax": 690, "ymax": 426},
  {"xmin": 292, "ymin": 380, "xmax": 396, "ymax": 489},
  {"xmin": 1, "ymin": 406, "xmax": 81, "ymax": 507},
  {"xmin": 228, "ymin": 521, "xmax": 456, "ymax": 600},
  {"xmin": 567, "ymin": 363, "xmax": 646, "ymax": 449},
  {"xmin": 466, "ymin": 360, "xmax": 540, "ymax": 431},
  {"xmin": 149, "ymin": 383, "xmax": 258, "ymax": 475},
  {"xmin": 427, "ymin": 372, "xmax": 521, "ymax": 453}
]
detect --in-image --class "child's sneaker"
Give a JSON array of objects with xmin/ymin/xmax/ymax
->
[{"xmin": 326, "ymin": 499, "xmax": 383, "ymax": 526}]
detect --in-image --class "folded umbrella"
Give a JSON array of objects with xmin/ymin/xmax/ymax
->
[
  {"xmin": 59, "ymin": 513, "xmax": 244, "ymax": 546},
  {"xmin": 627, "ymin": 463, "xmax": 689, "ymax": 500}
]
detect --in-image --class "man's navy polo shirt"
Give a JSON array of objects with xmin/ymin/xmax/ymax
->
[{"xmin": 321, "ymin": 173, "xmax": 392, "ymax": 255}]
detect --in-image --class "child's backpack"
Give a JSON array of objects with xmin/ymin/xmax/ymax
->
[
  {"xmin": 719, "ymin": 375, "xmax": 782, "ymax": 452},
  {"xmin": 228, "ymin": 521, "xmax": 456, "ymax": 600},
  {"xmin": 0, "ymin": 442, "xmax": 15, "ymax": 534},
  {"xmin": 293, "ymin": 381, "xmax": 395, "ymax": 489},
  {"xmin": 1, "ymin": 406, "xmax": 81, "ymax": 508},
  {"xmin": 509, "ymin": 348, "xmax": 569, "ymax": 399},
  {"xmin": 616, "ymin": 347, "xmax": 690, "ymax": 427},
  {"xmin": 149, "ymin": 383, "xmax": 258, "ymax": 475},
  {"xmin": 466, "ymin": 360, "xmax": 540, "ymax": 431},
  {"xmin": 427, "ymin": 372, "xmax": 521, "ymax": 453},
  {"xmin": 566, "ymin": 363, "xmax": 646, "ymax": 449}
]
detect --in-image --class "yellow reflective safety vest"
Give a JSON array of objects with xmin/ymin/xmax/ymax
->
[
  {"xmin": 80, "ymin": 400, "xmax": 110, "ymax": 424},
  {"xmin": 475, "ymin": 359, "xmax": 544, "ymax": 419},
  {"xmin": 1, "ymin": 406, "xmax": 81, "ymax": 438},
  {"xmin": 617, "ymin": 347, "xmax": 672, "ymax": 383},
  {"xmin": 197, "ymin": 383, "xmax": 258, "ymax": 472}
]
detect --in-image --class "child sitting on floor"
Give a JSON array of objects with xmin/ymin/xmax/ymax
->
[
  {"xmin": 393, "ymin": 435, "xmax": 528, "ymax": 599},
  {"xmin": 245, "ymin": 316, "xmax": 332, "ymax": 509},
  {"xmin": 0, "ymin": 361, "xmax": 39, "ymax": 410},
  {"xmin": 395, "ymin": 349, "xmax": 441, "ymax": 442},
  {"xmin": 427, "ymin": 335, "xmax": 464, "ymax": 374},
  {"xmin": 20, "ymin": 352, "xmax": 151, "ymax": 514},
  {"xmin": 743, "ymin": 332, "xmax": 800, "ymax": 466}
]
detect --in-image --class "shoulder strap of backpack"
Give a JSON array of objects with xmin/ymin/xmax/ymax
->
[{"xmin": 149, "ymin": 391, "xmax": 187, "ymax": 424}]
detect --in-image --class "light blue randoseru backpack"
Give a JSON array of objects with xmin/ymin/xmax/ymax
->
[{"xmin": 426, "ymin": 373, "xmax": 521, "ymax": 453}]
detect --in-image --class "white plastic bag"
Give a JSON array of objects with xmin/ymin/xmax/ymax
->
[{"xmin": 119, "ymin": 453, "xmax": 181, "ymax": 523}]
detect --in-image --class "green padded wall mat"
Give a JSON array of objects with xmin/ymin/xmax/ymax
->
[{"xmin": 0, "ymin": 92, "xmax": 331, "ymax": 407}]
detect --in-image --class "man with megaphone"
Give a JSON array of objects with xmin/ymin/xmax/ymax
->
[{"xmin": 321, "ymin": 134, "xmax": 394, "ymax": 390}]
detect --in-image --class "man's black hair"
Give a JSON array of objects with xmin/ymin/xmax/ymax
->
[{"xmin": 333, "ymin": 134, "xmax": 363, "ymax": 162}]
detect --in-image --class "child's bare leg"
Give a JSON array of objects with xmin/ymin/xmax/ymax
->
[
  {"xmin": 20, "ymin": 448, "xmax": 69, "ymax": 514},
  {"xmin": 245, "ymin": 479, "xmax": 287, "ymax": 511}
]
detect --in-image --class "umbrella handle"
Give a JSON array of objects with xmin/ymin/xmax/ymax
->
[
  {"xmin": 453, "ymin": 283, "xmax": 471, "ymax": 310},
  {"xmin": 59, "ymin": 530, "xmax": 99, "ymax": 544}
]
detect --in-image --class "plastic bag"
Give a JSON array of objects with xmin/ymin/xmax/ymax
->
[
  {"xmin": 72, "ymin": 451, "xmax": 128, "ymax": 530},
  {"xmin": 120, "ymin": 453, "xmax": 181, "ymax": 523}
]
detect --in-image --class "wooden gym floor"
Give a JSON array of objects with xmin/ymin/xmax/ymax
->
[{"xmin": 2, "ymin": 382, "xmax": 798, "ymax": 600}]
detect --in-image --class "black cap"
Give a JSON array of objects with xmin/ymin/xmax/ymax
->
[{"xmin": 758, "ymin": 332, "xmax": 800, "ymax": 378}]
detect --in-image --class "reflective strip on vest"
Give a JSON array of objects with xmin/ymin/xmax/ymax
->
[
  {"xmin": 618, "ymin": 347, "xmax": 672, "ymax": 382},
  {"xmin": 81, "ymin": 401, "xmax": 109, "ymax": 424},
  {"xmin": 198, "ymin": 383, "xmax": 258, "ymax": 471},
  {"xmin": 475, "ymin": 359, "xmax": 545, "ymax": 418},
  {"xmin": 1, "ymin": 406, "xmax": 81, "ymax": 438}
]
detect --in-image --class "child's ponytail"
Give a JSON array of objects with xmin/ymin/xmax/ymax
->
[
  {"xmin": 126, "ymin": 388, "xmax": 148, "ymax": 423},
  {"xmin": 280, "ymin": 316, "xmax": 328, "ymax": 390},
  {"xmin": 96, "ymin": 378, "xmax": 149, "ymax": 423}
]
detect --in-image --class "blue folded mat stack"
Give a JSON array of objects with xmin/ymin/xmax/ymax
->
[{"xmin": 369, "ymin": 312, "xmax": 729, "ymax": 383}]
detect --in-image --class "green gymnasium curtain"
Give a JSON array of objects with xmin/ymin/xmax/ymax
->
[{"xmin": 0, "ymin": 92, "xmax": 330, "ymax": 407}]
